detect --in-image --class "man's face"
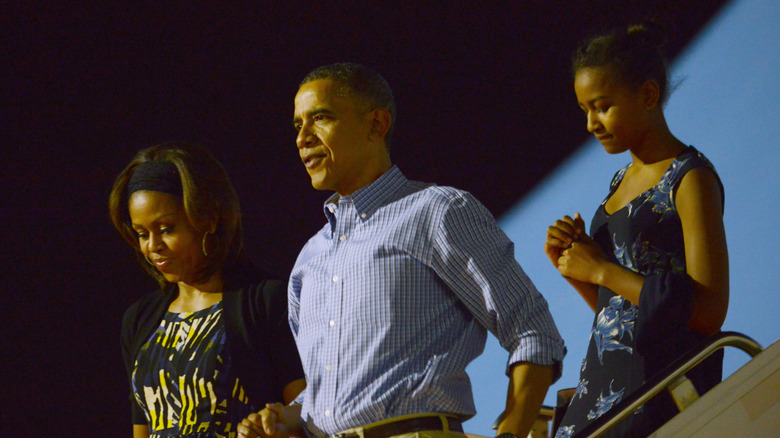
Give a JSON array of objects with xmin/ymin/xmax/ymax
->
[{"xmin": 293, "ymin": 79, "xmax": 377, "ymax": 196}]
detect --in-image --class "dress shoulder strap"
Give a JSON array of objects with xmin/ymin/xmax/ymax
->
[
  {"xmin": 600, "ymin": 163, "xmax": 631, "ymax": 206},
  {"xmin": 661, "ymin": 146, "xmax": 725, "ymax": 209}
]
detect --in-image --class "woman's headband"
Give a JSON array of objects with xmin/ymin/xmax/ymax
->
[{"xmin": 127, "ymin": 161, "xmax": 183, "ymax": 198}]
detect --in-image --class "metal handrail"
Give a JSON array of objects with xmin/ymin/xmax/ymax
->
[{"xmin": 572, "ymin": 331, "xmax": 763, "ymax": 438}]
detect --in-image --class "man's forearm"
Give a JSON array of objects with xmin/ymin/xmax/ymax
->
[{"xmin": 497, "ymin": 362, "xmax": 553, "ymax": 437}]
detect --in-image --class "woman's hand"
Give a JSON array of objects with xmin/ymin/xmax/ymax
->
[
  {"xmin": 556, "ymin": 231, "xmax": 646, "ymax": 305},
  {"xmin": 545, "ymin": 213, "xmax": 587, "ymax": 268},
  {"xmin": 545, "ymin": 213, "xmax": 600, "ymax": 310},
  {"xmin": 238, "ymin": 403, "xmax": 286, "ymax": 438},
  {"xmin": 556, "ymin": 232, "xmax": 609, "ymax": 285},
  {"xmin": 237, "ymin": 403, "xmax": 303, "ymax": 438}
]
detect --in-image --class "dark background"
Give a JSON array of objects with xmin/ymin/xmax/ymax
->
[{"xmin": 4, "ymin": 2, "xmax": 729, "ymax": 435}]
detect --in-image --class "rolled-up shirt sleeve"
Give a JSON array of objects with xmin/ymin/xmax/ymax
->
[{"xmin": 430, "ymin": 191, "xmax": 566, "ymax": 380}]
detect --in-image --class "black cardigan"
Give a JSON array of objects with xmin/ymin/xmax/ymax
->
[{"xmin": 120, "ymin": 268, "xmax": 304, "ymax": 424}]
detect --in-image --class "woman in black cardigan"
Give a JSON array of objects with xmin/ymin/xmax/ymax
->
[{"xmin": 110, "ymin": 142, "xmax": 305, "ymax": 438}]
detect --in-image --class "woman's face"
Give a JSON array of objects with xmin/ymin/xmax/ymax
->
[
  {"xmin": 128, "ymin": 190, "xmax": 207, "ymax": 285},
  {"xmin": 574, "ymin": 67, "xmax": 650, "ymax": 154}
]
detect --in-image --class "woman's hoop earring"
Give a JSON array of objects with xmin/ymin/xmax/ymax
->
[{"xmin": 202, "ymin": 232, "xmax": 210, "ymax": 257}]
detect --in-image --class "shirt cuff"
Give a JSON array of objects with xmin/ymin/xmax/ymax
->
[{"xmin": 506, "ymin": 334, "xmax": 566, "ymax": 383}]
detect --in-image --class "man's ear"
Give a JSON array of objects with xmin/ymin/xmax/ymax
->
[
  {"xmin": 368, "ymin": 108, "xmax": 392, "ymax": 142},
  {"xmin": 640, "ymin": 80, "xmax": 661, "ymax": 110}
]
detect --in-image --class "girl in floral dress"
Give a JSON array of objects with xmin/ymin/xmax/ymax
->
[{"xmin": 545, "ymin": 23, "xmax": 729, "ymax": 437}]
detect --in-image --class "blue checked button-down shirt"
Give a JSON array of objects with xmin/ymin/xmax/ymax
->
[{"xmin": 289, "ymin": 166, "xmax": 565, "ymax": 435}]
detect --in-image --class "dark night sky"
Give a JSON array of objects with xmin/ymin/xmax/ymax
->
[{"xmin": 4, "ymin": 2, "xmax": 728, "ymax": 435}]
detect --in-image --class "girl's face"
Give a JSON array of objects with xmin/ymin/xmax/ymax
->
[
  {"xmin": 129, "ymin": 190, "xmax": 208, "ymax": 285},
  {"xmin": 574, "ymin": 67, "xmax": 650, "ymax": 154}
]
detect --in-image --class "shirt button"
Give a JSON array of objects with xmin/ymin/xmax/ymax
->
[
  {"xmin": 325, "ymin": 365, "xmax": 333, "ymax": 371},
  {"xmin": 360, "ymin": 213, "xmax": 367, "ymax": 219},
  {"xmin": 329, "ymin": 320, "xmax": 335, "ymax": 326},
  {"xmin": 325, "ymin": 410, "xmax": 331, "ymax": 416},
  {"xmin": 339, "ymin": 235, "xmax": 347, "ymax": 241},
  {"xmin": 332, "ymin": 275, "xmax": 339, "ymax": 282}
]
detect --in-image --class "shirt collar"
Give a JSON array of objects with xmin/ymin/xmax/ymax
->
[{"xmin": 322, "ymin": 165, "xmax": 407, "ymax": 222}]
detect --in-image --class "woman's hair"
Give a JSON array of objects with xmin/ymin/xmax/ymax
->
[
  {"xmin": 573, "ymin": 22, "xmax": 671, "ymax": 104},
  {"xmin": 109, "ymin": 142, "xmax": 245, "ymax": 289}
]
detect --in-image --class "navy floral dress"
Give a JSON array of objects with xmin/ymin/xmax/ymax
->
[{"xmin": 555, "ymin": 146, "xmax": 724, "ymax": 437}]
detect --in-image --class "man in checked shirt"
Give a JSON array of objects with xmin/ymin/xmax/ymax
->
[{"xmin": 238, "ymin": 63, "xmax": 565, "ymax": 438}]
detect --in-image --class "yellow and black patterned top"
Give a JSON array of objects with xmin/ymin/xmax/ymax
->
[{"xmin": 132, "ymin": 302, "xmax": 253, "ymax": 437}]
